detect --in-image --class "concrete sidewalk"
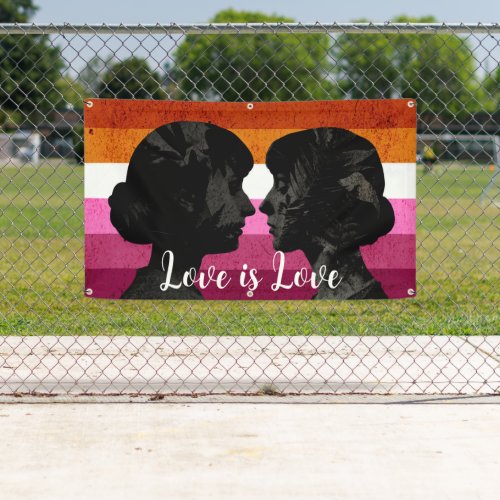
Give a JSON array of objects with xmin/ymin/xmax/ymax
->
[
  {"xmin": 0, "ymin": 402, "xmax": 499, "ymax": 499},
  {"xmin": 1, "ymin": 336, "xmax": 499, "ymax": 395}
]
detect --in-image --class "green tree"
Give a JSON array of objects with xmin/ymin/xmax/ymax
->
[
  {"xmin": 483, "ymin": 66, "xmax": 500, "ymax": 113},
  {"xmin": 54, "ymin": 76, "xmax": 86, "ymax": 110},
  {"xmin": 334, "ymin": 18, "xmax": 398, "ymax": 99},
  {"xmin": 172, "ymin": 9, "xmax": 338, "ymax": 101},
  {"xmin": 0, "ymin": 0, "xmax": 66, "ymax": 126},
  {"xmin": 0, "ymin": 0, "xmax": 35, "ymax": 21},
  {"xmin": 333, "ymin": 16, "xmax": 481, "ymax": 117},
  {"xmin": 98, "ymin": 57, "xmax": 165, "ymax": 99},
  {"xmin": 78, "ymin": 54, "xmax": 116, "ymax": 95}
]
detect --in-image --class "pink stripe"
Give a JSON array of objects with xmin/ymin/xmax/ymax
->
[
  {"xmin": 85, "ymin": 198, "xmax": 415, "ymax": 236},
  {"xmin": 389, "ymin": 199, "xmax": 415, "ymax": 235},
  {"xmin": 85, "ymin": 268, "xmax": 415, "ymax": 300},
  {"xmin": 242, "ymin": 200, "xmax": 266, "ymax": 234},
  {"xmin": 245, "ymin": 199, "xmax": 415, "ymax": 235},
  {"xmin": 84, "ymin": 198, "xmax": 267, "ymax": 235},
  {"xmin": 86, "ymin": 234, "xmax": 415, "ymax": 270},
  {"xmin": 84, "ymin": 198, "xmax": 115, "ymax": 234}
]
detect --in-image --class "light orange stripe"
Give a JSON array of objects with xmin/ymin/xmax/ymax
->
[{"xmin": 85, "ymin": 127, "xmax": 415, "ymax": 164}]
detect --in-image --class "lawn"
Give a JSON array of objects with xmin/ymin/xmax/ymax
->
[{"xmin": 1, "ymin": 161, "xmax": 498, "ymax": 335}]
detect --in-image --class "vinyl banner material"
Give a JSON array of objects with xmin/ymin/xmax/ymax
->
[{"xmin": 84, "ymin": 99, "xmax": 416, "ymax": 300}]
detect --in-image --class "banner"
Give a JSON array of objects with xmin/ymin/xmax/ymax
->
[{"xmin": 84, "ymin": 99, "xmax": 416, "ymax": 300}]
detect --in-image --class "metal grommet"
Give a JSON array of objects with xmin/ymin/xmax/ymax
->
[
  {"xmin": 85, "ymin": 100, "xmax": 94, "ymax": 108},
  {"xmin": 85, "ymin": 288, "xmax": 93, "ymax": 296},
  {"xmin": 407, "ymin": 101, "xmax": 415, "ymax": 108},
  {"xmin": 247, "ymin": 103, "xmax": 254, "ymax": 110},
  {"xmin": 407, "ymin": 288, "xmax": 416, "ymax": 296}
]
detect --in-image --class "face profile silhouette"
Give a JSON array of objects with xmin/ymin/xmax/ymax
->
[
  {"xmin": 108, "ymin": 121, "xmax": 255, "ymax": 299},
  {"xmin": 260, "ymin": 127, "xmax": 395, "ymax": 299}
]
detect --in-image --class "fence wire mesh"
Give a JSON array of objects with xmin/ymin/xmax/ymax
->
[{"xmin": 0, "ymin": 23, "xmax": 499, "ymax": 396}]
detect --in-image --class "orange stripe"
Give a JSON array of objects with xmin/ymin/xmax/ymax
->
[
  {"xmin": 85, "ymin": 127, "xmax": 415, "ymax": 164},
  {"xmin": 84, "ymin": 99, "xmax": 416, "ymax": 130}
]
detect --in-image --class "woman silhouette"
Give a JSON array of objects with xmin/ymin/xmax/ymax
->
[
  {"xmin": 260, "ymin": 128, "xmax": 395, "ymax": 299},
  {"xmin": 109, "ymin": 121, "xmax": 255, "ymax": 299}
]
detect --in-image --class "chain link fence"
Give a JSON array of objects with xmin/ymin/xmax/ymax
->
[{"xmin": 0, "ymin": 23, "xmax": 499, "ymax": 397}]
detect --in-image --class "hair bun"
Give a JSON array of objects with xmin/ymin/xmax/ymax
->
[{"xmin": 108, "ymin": 182, "xmax": 152, "ymax": 244}]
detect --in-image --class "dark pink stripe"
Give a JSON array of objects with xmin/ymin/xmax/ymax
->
[
  {"xmin": 369, "ymin": 268, "xmax": 416, "ymax": 299},
  {"xmin": 360, "ymin": 234, "xmax": 415, "ymax": 269},
  {"xmin": 85, "ymin": 268, "xmax": 137, "ymax": 299},
  {"xmin": 84, "ymin": 198, "xmax": 416, "ymax": 236},
  {"xmin": 85, "ymin": 268, "xmax": 415, "ymax": 300},
  {"xmin": 85, "ymin": 234, "xmax": 151, "ymax": 269}
]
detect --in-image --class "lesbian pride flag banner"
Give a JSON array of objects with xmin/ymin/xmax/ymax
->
[{"xmin": 84, "ymin": 99, "xmax": 416, "ymax": 300}]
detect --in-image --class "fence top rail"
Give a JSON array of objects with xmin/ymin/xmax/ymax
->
[{"xmin": 0, "ymin": 22, "xmax": 499, "ymax": 36}]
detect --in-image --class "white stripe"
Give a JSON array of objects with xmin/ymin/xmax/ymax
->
[{"xmin": 85, "ymin": 163, "xmax": 416, "ymax": 199}]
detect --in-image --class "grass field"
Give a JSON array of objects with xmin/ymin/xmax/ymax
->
[{"xmin": 1, "ymin": 161, "xmax": 498, "ymax": 335}]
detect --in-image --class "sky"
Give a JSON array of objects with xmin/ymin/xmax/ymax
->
[
  {"xmin": 32, "ymin": 0, "xmax": 500, "ymax": 24},
  {"xmin": 29, "ymin": 0, "xmax": 500, "ymax": 78}
]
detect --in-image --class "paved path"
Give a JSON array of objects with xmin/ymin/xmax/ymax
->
[
  {"xmin": 1, "ymin": 336, "xmax": 499, "ymax": 395},
  {"xmin": 0, "ymin": 402, "xmax": 499, "ymax": 499}
]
